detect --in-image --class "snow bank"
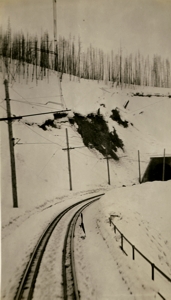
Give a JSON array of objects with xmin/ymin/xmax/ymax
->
[{"xmin": 98, "ymin": 181, "xmax": 171, "ymax": 298}]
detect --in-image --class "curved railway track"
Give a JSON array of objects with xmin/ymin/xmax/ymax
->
[
  {"xmin": 62, "ymin": 197, "xmax": 101, "ymax": 300},
  {"xmin": 14, "ymin": 193, "xmax": 104, "ymax": 300}
]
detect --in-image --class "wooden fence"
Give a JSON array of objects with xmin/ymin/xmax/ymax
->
[{"xmin": 109, "ymin": 217, "xmax": 171, "ymax": 282}]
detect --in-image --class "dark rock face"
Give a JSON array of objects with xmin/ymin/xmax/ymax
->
[
  {"xmin": 73, "ymin": 113, "xmax": 124, "ymax": 160},
  {"xmin": 110, "ymin": 108, "xmax": 128, "ymax": 128}
]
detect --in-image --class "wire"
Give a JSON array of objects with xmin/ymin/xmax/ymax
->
[
  {"xmin": 21, "ymin": 120, "xmax": 67, "ymax": 148},
  {"xmin": 125, "ymin": 157, "xmax": 148, "ymax": 163},
  {"xmin": 70, "ymin": 135, "xmax": 81, "ymax": 139},
  {"xmin": 38, "ymin": 147, "xmax": 60, "ymax": 176},
  {"xmin": 0, "ymin": 104, "xmax": 7, "ymax": 112},
  {"xmin": 10, "ymin": 99, "xmax": 62, "ymax": 110},
  {"xmin": 11, "ymin": 61, "xmax": 21, "ymax": 86},
  {"xmin": 89, "ymin": 163, "xmax": 107, "ymax": 181},
  {"xmin": 89, "ymin": 158, "xmax": 101, "ymax": 171},
  {"xmin": 71, "ymin": 149, "xmax": 106, "ymax": 181},
  {"xmin": 10, "ymin": 86, "xmax": 40, "ymax": 113},
  {"xmin": 20, "ymin": 121, "xmax": 63, "ymax": 147},
  {"xmin": 10, "ymin": 80, "xmax": 64, "ymax": 114},
  {"xmin": 17, "ymin": 142, "xmax": 59, "ymax": 145},
  {"xmin": 74, "ymin": 148, "xmax": 100, "ymax": 158},
  {"xmin": 2, "ymin": 58, "xmax": 20, "ymax": 86},
  {"xmin": 23, "ymin": 95, "xmax": 62, "ymax": 99},
  {"xmin": 0, "ymin": 105, "xmax": 8, "ymax": 124},
  {"xmin": 130, "ymin": 98, "xmax": 168, "ymax": 113}
]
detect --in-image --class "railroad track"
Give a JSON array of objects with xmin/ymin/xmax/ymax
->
[
  {"xmin": 14, "ymin": 193, "xmax": 104, "ymax": 300},
  {"xmin": 62, "ymin": 197, "xmax": 101, "ymax": 299}
]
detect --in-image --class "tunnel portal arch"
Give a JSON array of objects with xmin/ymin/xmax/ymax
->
[{"xmin": 142, "ymin": 156, "xmax": 171, "ymax": 183}]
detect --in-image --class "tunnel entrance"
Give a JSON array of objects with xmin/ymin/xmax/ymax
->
[
  {"xmin": 142, "ymin": 156, "xmax": 171, "ymax": 183},
  {"xmin": 148, "ymin": 163, "xmax": 171, "ymax": 181}
]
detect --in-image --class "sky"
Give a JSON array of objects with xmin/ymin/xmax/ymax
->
[{"xmin": 0, "ymin": 0, "xmax": 171, "ymax": 58}]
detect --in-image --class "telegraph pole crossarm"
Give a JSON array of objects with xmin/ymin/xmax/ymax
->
[
  {"xmin": 4, "ymin": 79, "xmax": 18, "ymax": 207},
  {"xmin": 0, "ymin": 109, "xmax": 71, "ymax": 122}
]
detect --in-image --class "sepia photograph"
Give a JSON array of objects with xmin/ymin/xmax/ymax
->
[{"xmin": 0, "ymin": 0, "xmax": 171, "ymax": 299}]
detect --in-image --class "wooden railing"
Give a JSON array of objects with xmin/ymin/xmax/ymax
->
[{"xmin": 109, "ymin": 217, "xmax": 171, "ymax": 282}]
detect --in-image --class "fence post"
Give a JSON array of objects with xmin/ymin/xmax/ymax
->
[
  {"xmin": 132, "ymin": 245, "xmax": 135, "ymax": 260},
  {"xmin": 151, "ymin": 263, "xmax": 155, "ymax": 280},
  {"xmin": 114, "ymin": 225, "xmax": 116, "ymax": 233},
  {"xmin": 109, "ymin": 217, "xmax": 111, "ymax": 226}
]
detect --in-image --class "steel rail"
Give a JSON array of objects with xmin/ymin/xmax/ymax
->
[
  {"xmin": 71, "ymin": 200, "xmax": 98, "ymax": 300},
  {"xmin": 14, "ymin": 193, "xmax": 104, "ymax": 300},
  {"xmin": 62, "ymin": 197, "xmax": 100, "ymax": 299}
]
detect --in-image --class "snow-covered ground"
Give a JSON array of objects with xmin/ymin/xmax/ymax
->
[
  {"xmin": 75, "ymin": 182, "xmax": 171, "ymax": 299},
  {"xmin": 1, "ymin": 69, "xmax": 171, "ymax": 299}
]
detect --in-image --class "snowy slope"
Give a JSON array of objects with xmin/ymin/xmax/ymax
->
[
  {"xmin": 97, "ymin": 181, "xmax": 171, "ymax": 299},
  {"xmin": 1, "ymin": 72, "xmax": 171, "ymax": 210},
  {"xmin": 1, "ymin": 70, "xmax": 171, "ymax": 299}
]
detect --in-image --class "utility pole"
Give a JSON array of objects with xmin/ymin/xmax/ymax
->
[
  {"xmin": 4, "ymin": 79, "xmax": 18, "ymax": 207},
  {"xmin": 63, "ymin": 128, "xmax": 74, "ymax": 190},
  {"xmin": 162, "ymin": 148, "xmax": 165, "ymax": 181},
  {"xmin": 52, "ymin": 0, "xmax": 66, "ymax": 109},
  {"xmin": 53, "ymin": 0, "xmax": 57, "ymax": 50},
  {"xmin": 120, "ymin": 44, "xmax": 122, "ymax": 89},
  {"xmin": 66, "ymin": 128, "xmax": 72, "ymax": 190},
  {"xmin": 62, "ymin": 130, "xmax": 85, "ymax": 190},
  {"xmin": 138, "ymin": 150, "xmax": 141, "ymax": 183},
  {"xmin": 104, "ymin": 149, "xmax": 111, "ymax": 185},
  {"xmin": 106, "ymin": 155, "xmax": 111, "ymax": 185}
]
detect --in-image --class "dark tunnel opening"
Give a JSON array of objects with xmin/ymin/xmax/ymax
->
[{"xmin": 148, "ymin": 163, "xmax": 171, "ymax": 181}]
